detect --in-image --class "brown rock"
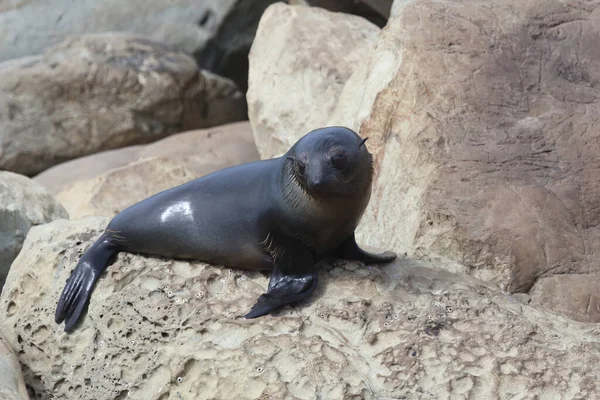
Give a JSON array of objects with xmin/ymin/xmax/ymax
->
[
  {"xmin": 0, "ymin": 334, "xmax": 29, "ymax": 400},
  {"xmin": 0, "ymin": 171, "xmax": 68, "ymax": 293},
  {"xmin": 51, "ymin": 122, "xmax": 259, "ymax": 219},
  {"xmin": 249, "ymin": 0, "xmax": 600, "ymax": 322},
  {"xmin": 33, "ymin": 121, "xmax": 259, "ymax": 196},
  {"xmin": 247, "ymin": 3, "xmax": 379, "ymax": 159},
  {"xmin": 530, "ymin": 274, "xmax": 600, "ymax": 323},
  {"xmin": 0, "ymin": 33, "xmax": 247, "ymax": 176},
  {"xmin": 1, "ymin": 217, "xmax": 599, "ymax": 399}
]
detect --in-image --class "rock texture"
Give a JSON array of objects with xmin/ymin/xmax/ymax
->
[
  {"xmin": 33, "ymin": 122, "xmax": 259, "ymax": 196},
  {"xmin": 0, "ymin": 0, "xmax": 237, "ymax": 62},
  {"xmin": 249, "ymin": 0, "xmax": 600, "ymax": 322},
  {"xmin": 247, "ymin": 3, "xmax": 380, "ymax": 159},
  {"xmin": 0, "ymin": 171, "xmax": 68, "ymax": 293},
  {"xmin": 0, "ymin": 334, "xmax": 29, "ymax": 400},
  {"xmin": 0, "ymin": 33, "xmax": 247, "ymax": 176},
  {"xmin": 1, "ymin": 217, "xmax": 599, "ymax": 399}
]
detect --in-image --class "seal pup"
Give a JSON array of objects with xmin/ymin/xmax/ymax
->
[{"xmin": 55, "ymin": 126, "xmax": 396, "ymax": 332}]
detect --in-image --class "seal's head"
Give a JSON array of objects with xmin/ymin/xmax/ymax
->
[{"xmin": 286, "ymin": 126, "xmax": 373, "ymax": 197}]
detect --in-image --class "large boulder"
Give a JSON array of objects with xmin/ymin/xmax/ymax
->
[
  {"xmin": 247, "ymin": 3, "xmax": 380, "ymax": 159},
  {"xmin": 48, "ymin": 122, "xmax": 259, "ymax": 219},
  {"xmin": 249, "ymin": 0, "xmax": 600, "ymax": 322},
  {"xmin": 0, "ymin": 171, "xmax": 68, "ymax": 293},
  {"xmin": 0, "ymin": 0, "xmax": 238, "ymax": 63},
  {"xmin": 0, "ymin": 33, "xmax": 247, "ymax": 176},
  {"xmin": 33, "ymin": 121, "xmax": 259, "ymax": 196},
  {"xmin": 0, "ymin": 334, "xmax": 29, "ymax": 400},
  {"xmin": 1, "ymin": 217, "xmax": 599, "ymax": 399}
]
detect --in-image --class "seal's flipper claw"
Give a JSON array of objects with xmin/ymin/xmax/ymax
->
[
  {"xmin": 244, "ymin": 269, "xmax": 318, "ymax": 319},
  {"xmin": 334, "ymin": 233, "xmax": 397, "ymax": 264},
  {"xmin": 55, "ymin": 235, "xmax": 118, "ymax": 332},
  {"xmin": 55, "ymin": 262, "xmax": 100, "ymax": 332}
]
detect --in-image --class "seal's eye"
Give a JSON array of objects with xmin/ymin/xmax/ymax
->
[
  {"xmin": 296, "ymin": 160, "xmax": 306, "ymax": 175},
  {"xmin": 331, "ymin": 153, "xmax": 348, "ymax": 170}
]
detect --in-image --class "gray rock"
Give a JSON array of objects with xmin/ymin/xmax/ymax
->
[
  {"xmin": 0, "ymin": 171, "xmax": 68, "ymax": 293},
  {"xmin": 0, "ymin": 0, "xmax": 237, "ymax": 62},
  {"xmin": 0, "ymin": 33, "xmax": 247, "ymax": 176}
]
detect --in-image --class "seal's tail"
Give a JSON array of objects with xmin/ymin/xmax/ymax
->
[{"xmin": 55, "ymin": 234, "xmax": 118, "ymax": 332}]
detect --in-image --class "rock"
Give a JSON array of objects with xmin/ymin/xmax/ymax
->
[
  {"xmin": 196, "ymin": 0, "xmax": 391, "ymax": 93},
  {"xmin": 55, "ymin": 159, "xmax": 198, "ymax": 220},
  {"xmin": 49, "ymin": 122, "xmax": 259, "ymax": 219},
  {"xmin": 0, "ymin": 33, "xmax": 247, "ymax": 176},
  {"xmin": 195, "ymin": 0, "xmax": 285, "ymax": 93},
  {"xmin": 1, "ymin": 217, "xmax": 599, "ymax": 399},
  {"xmin": 300, "ymin": 0, "xmax": 392, "ymax": 27},
  {"xmin": 0, "ymin": 334, "xmax": 29, "ymax": 400},
  {"xmin": 529, "ymin": 274, "xmax": 600, "ymax": 323},
  {"xmin": 33, "ymin": 121, "xmax": 259, "ymax": 196},
  {"xmin": 247, "ymin": 3, "xmax": 379, "ymax": 159},
  {"xmin": 0, "ymin": 0, "xmax": 238, "ymax": 63},
  {"xmin": 249, "ymin": 0, "xmax": 600, "ymax": 322},
  {"xmin": 0, "ymin": 171, "xmax": 68, "ymax": 293}
]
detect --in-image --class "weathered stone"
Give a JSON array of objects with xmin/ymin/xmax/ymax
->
[
  {"xmin": 529, "ymin": 274, "xmax": 600, "ymax": 323},
  {"xmin": 50, "ymin": 122, "xmax": 259, "ymax": 219},
  {"xmin": 1, "ymin": 217, "xmax": 599, "ymax": 399},
  {"xmin": 0, "ymin": 0, "xmax": 237, "ymax": 62},
  {"xmin": 249, "ymin": 0, "xmax": 600, "ymax": 322},
  {"xmin": 0, "ymin": 33, "xmax": 247, "ymax": 176},
  {"xmin": 329, "ymin": 0, "xmax": 600, "ymax": 314},
  {"xmin": 0, "ymin": 334, "xmax": 29, "ymax": 400},
  {"xmin": 33, "ymin": 121, "xmax": 259, "ymax": 196},
  {"xmin": 247, "ymin": 3, "xmax": 379, "ymax": 159},
  {"xmin": 0, "ymin": 171, "xmax": 68, "ymax": 293}
]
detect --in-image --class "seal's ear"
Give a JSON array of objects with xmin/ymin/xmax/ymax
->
[{"xmin": 358, "ymin": 138, "xmax": 369, "ymax": 148}]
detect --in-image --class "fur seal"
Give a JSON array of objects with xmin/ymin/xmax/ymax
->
[{"xmin": 55, "ymin": 126, "xmax": 396, "ymax": 332}]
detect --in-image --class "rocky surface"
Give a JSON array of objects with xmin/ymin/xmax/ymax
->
[
  {"xmin": 0, "ymin": 0, "xmax": 238, "ymax": 62},
  {"xmin": 0, "ymin": 33, "xmax": 246, "ymax": 176},
  {"xmin": 1, "ymin": 217, "xmax": 599, "ymax": 399},
  {"xmin": 248, "ymin": 0, "xmax": 600, "ymax": 322},
  {"xmin": 247, "ymin": 3, "xmax": 379, "ymax": 159},
  {"xmin": 529, "ymin": 274, "xmax": 600, "ymax": 324},
  {"xmin": 0, "ymin": 333, "xmax": 29, "ymax": 400},
  {"xmin": 33, "ymin": 121, "xmax": 259, "ymax": 197},
  {"xmin": 0, "ymin": 171, "xmax": 68, "ymax": 293}
]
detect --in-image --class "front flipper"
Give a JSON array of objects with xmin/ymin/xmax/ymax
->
[
  {"xmin": 245, "ymin": 237, "xmax": 316, "ymax": 318},
  {"xmin": 244, "ymin": 267, "xmax": 318, "ymax": 318},
  {"xmin": 335, "ymin": 233, "xmax": 397, "ymax": 264}
]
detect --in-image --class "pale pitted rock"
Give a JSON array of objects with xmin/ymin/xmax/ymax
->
[
  {"xmin": 246, "ymin": 3, "xmax": 380, "ymax": 159},
  {"xmin": 0, "ymin": 171, "xmax": 68, "ymax": 293},
  {"xmin": 1, "ymin": 218, "xmax": 599, "ymax": 399},
  {"xmin": 249, "ymin": 0, "xmax": 600, "ymax": 322},
  {"xmin": 0, "ymin": 334, "xmax": 29, "ymax": 400},
  {"xmin": 0, "ymin": 0, "xmax": 238, "ymax": 62},
  {"xmin": 0, "ymin": 33, "xmax": 247, "ymax": 176},
  {"xmin": 33, "ymin": 121, "xmax": 260, "ymax": 196}
]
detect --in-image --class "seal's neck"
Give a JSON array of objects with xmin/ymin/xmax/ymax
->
[{"xmin": 278, "ymin": 157, "xmax": 371, "ymax": 226}]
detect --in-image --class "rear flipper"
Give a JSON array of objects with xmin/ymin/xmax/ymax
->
[
  {"xmin": 55, "ymin": 234, "xmax": 118, "ymax": 332},
  {"xmin": 245, "ymin": 236, "xmax": 316, "ymax": 318},
  {"xmin": 335, "ymin": 233, "xmax": 397, "ymax": 264}
]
